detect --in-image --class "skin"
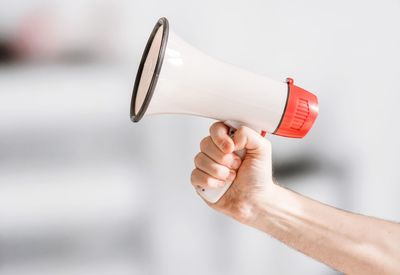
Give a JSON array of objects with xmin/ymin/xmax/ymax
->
[{"xmin": 191, "ymin": 122, "xmax": 400, "ymax": 275}]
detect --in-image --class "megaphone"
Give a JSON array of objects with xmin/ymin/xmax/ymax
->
[{"xmin": 131, "ymin": 17, "xmax": 318, "ymax": 203}]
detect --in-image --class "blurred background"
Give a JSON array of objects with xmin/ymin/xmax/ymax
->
[{"xmin": 1, "ymin": 0, "xmax": 399, "ymax": 274}]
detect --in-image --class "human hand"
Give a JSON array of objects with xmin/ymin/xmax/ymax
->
[
  {"xmin": 191, "ymin": 121, "xmax": 275, "ymax": 225},
  {"xmin": 192, "ymin": 123, "xmax": 400, "ymax": 275}
]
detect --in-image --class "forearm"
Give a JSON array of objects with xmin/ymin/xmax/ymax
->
[{"xmin": 249, "ymin": 184, "xmax": 400, "ymax": 275}]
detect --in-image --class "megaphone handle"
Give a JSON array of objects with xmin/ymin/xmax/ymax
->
[{"xmin": 199, "ymin": 122, "xmax": 247, "ymax": 204}]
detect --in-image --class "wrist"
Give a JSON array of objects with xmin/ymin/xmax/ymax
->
[
  {"xmin": 240, "ymin": 181, "xmax": 279, "ymax": 227},
  {"xmin": 246, "ymin": 183, "xmax": 298, "ymax": 235}
]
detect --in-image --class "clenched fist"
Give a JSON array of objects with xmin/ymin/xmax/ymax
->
[{"xmin": 191, "ymin": 121, "xmax": 275, "ymax": 225}]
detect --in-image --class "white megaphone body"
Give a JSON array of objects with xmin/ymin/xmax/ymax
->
[{"xmin": 131, "ymin": 17, "xmax": 318, "ymax": 203}]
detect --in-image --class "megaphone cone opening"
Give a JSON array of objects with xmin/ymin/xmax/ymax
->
[{"xmin": 130, "ymin": 17, "xmax": 169, "ymax": 122}]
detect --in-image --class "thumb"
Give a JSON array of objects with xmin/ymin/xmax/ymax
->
[{"xmin": 231, "ymin": 126, "xmax": 269, "ymax": 158}]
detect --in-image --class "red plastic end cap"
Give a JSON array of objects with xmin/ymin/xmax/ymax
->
[{"xmin": 274, "ymin": 78, "xmax": 319, "ymax": 138}]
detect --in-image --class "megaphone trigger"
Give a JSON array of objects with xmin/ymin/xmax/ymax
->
[{"xmin": 261, "ymin": 130, "xmax": 267, "ymax": 137}]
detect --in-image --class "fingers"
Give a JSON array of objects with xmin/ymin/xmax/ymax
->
[
  {"xmin": 191, "ymin": 122, "xmax": 271, "ymax": 201},
  {"xmin": 208, "ymin": 122, "xmax": 269, "ymax": 157},
  {"xmin": 191, "ymin": 167, "xmax": 236, "ymax": 190},
  {"xmin": 194, "ymin": 152, "xmax": 236, "ymax": 182},
  {"xmin": 191, "ymin": 169, "xmax": 224, "ymax": 189},
  {"xmin": 231, "ymin": 125, "xmax": 270, "ymax": 157},
  {"xmin": 209, "ymin": 122, "xmax": 235, "ymax": 153},
  {"xmin": 200, "ymin": 136, "xmax": 241, "ymax": 169},
  {"xmin": 192, "ymin": 122, "xmax": 242, "ymax": 194}
]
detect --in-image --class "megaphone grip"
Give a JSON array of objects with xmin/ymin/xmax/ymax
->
[{"xmin": 199, "ymin": 125, "xmax": 246, "ymax": 203}]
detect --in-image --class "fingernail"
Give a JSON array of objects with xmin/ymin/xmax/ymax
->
[
  {"xmin": 227, "ymin": 170, "xmax": 236, "ymax": 182},
  {"xmin": 221, "ymin": 140, "xmax": 231, "ymax": 152},
  {"xmin": 231, "ymin": 158, "xmax": 241, "ymax": 169}
]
